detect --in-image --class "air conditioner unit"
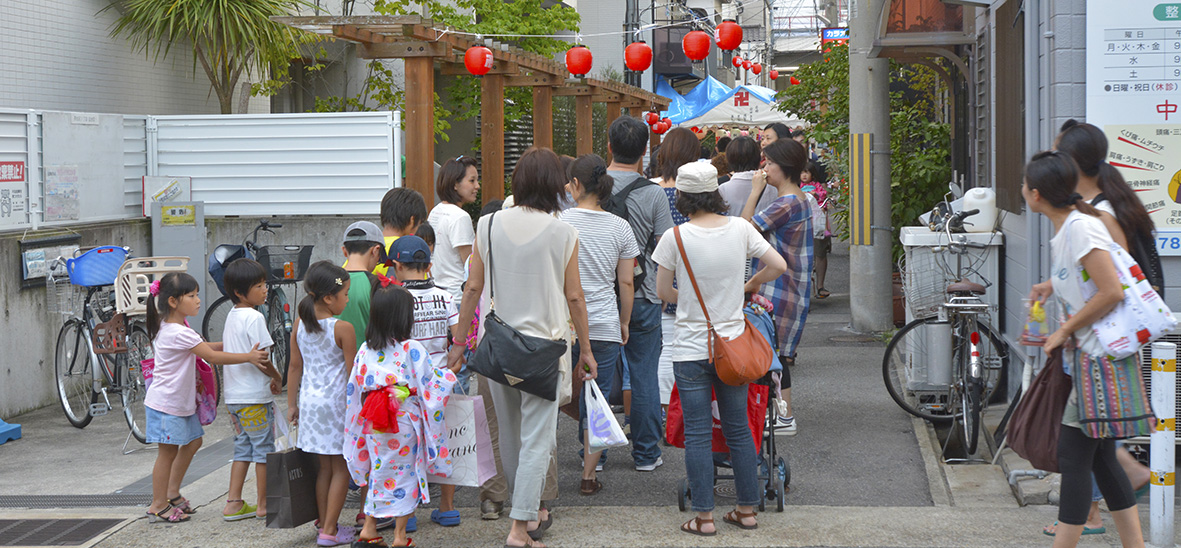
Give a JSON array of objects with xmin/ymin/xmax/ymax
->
[{"xmin": 653, "ymin": 26, "xmax": 695, "ymax": 77}]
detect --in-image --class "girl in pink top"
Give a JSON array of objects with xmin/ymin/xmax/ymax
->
[{"xmin": 144, "ymin": 272, "xmax": 267, "ymax": 523}]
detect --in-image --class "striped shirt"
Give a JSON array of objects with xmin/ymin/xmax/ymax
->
[
  {"xmin": 558, "ymin": 208, "xmax": 642, "ymax": 343},
  {"xmin": 406, "ymin": 284, "xmax": 459, "ymax": 369}
]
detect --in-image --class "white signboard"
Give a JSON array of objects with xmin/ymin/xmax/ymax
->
[
  {"xmin": 142, "ymin": 176, "xmax": 192, "ymax": 217},
  {"xmin": 1087, "ymin": 0, "xmax": 1181, "ymax": 254}
]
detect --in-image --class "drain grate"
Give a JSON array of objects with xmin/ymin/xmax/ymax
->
[
  {"xmin": 0, "ymin": 495, "xmax": 150, "ymax": 509},
  {"xmin": 0, "ymin": 519, "xmax": 122, "ymax": 546}
]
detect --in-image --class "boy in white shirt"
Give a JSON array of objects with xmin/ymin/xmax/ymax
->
[
  {"xmin": 389, "ymin": 235, "xmax": 464, "ymax": 527},
  {"xmin": 219, "ymin": 258, "xmax": 280, "ymax": 521}
]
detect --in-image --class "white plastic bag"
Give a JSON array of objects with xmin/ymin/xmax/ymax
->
[
  {"xmin": 273, "ymin": 409, "xmax": 297, "ymax": 452},
  {"xmin": 585, "ymin": 380, "xmax": 629, "ymax": 453}
]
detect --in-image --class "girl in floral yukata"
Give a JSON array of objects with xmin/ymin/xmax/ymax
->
[{"xmin": 345, "ymin": 286, "xmax": 457, "ymax": 547}]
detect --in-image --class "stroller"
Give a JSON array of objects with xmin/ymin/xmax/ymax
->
[{"xmin": 668, "ymin": 302, "xmax": 791, "ymax": 512}]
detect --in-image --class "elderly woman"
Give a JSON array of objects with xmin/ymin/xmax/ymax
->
[
  {"xmin": 653, "ymin": 161, "xmax": 786, "ymax": 537},
  {"xmin": 449, "ymin": 147, "xmax": 595, "ymax": 548}
]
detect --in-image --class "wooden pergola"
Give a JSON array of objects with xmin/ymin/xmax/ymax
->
[{"xmin": 274, "ymin": 15, "xmax": 672, "ymax": 201}]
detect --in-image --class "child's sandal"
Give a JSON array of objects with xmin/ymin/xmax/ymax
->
[
  {"xmin": 169, "ymin": 496, "xmax": 196, "ymax": 514},
  {"xmin": 354, "ymin": 537, "xmax": 389, "ymax": 547},
  {"xmin": 146, "ymin": 504, "xmax": 190, "ymax": 523}
]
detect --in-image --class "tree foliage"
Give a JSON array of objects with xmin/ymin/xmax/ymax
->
[
  {"xmin": 776, "ymin": 44, "xmax": 953, "ymax": 261},
  {"xmin": 105, "ymin": 0, "xmax": 318, "ymax": 114}
]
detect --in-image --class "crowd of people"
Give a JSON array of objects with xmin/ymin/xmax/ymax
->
[{"xmin": 134, "ymin": 115, "xmax": 848, "ymax": 548}]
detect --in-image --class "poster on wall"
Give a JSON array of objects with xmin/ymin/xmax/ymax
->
[
  {"xmin": 44, "ymin": 165, "xmax": 79, "ymax": 222},
  {"xmin": 142, "ymin": 176, "xmax": 191, "ymax": 217},
  {"xmin": 1086, "ymin": 0, "xmax": 1181, "ymax": 254},
  {"xmin": 0, "ymin": 161, "xmax": 28, "ymax": 227}
]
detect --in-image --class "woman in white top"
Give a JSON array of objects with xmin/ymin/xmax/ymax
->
[
  {"xmin": 717, "ymin": 136, "xmax": 776, "ymax": 218},
  {"xmin": 558, "ymin": 154, "xmax": 641, "ymax": 495},
  {"xmin": 652, "ymin": 161, "xmax": 786, "ymax": 537},
  {"xmin": 428, "ymin": 156, "xmax": 480, "ymax": 302},
  {"xmin": 1024, "ymin": 151, "xmax": 1147, "ymax": 548},
  {"xmin": 449, "ymin": 147, "xmax": 595, "ymax": 548}
]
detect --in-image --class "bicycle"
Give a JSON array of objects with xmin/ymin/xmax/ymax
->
[
  {"xmin": 48, "ymin": 247, "xmax": 155, "ymax": 444},
  {"xmin": 882, "ymin": 209, "xmax": 1010, "ymax": 456},
  {"xmin": 202, "ymin": 220, "xmax": 313, "ymax": 391}
]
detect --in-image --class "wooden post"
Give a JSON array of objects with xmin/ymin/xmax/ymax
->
[
  {"xmin": 532, "ymin": 86, "xmax": 553, "ymax": 150},
  {"xmin": 481, "ymin": 74, "xmax": 506, "ymax": 200},
  {"xmin": 405, "ymin": 57, "xmax": 435, "ymax": 201},
  {"xmin": 628, "ymin": 106, "xmax": 642, "ymax": 118},
  {"xmin": 605, "ymin": 100, "xmax": 621, "ymax": 163},
  {"xmin": 576, "ymin": 95, "xmax": 593, "ymax": 156}
]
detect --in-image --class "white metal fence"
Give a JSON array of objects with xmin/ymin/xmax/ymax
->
[{"xmin": 0, "ymin": 109, "xmax": 402, "ymax": 232}]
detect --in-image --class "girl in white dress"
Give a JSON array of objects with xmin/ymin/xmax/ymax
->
[{"xmin": 286, "ymin": 261, "xmax": 357, "ymax": 546}]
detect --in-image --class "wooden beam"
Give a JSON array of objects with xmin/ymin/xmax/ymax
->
[
  {"xmin": 576, "ymin": 95, "xmax": 593, "ymax": 157},
  {"xmin": 622, "ymin": 97, "xmax": 647, "ymax": 109},
  {"xmin": 481, "ymin": 74, "xmax": 506, "ymax": 201},
  {"xmin": 440, "ymin": 60, "xmax": 519, "ymax": 76},
  {"xmin": 628, "ymin": 106, "xmax": 642, "ymax": 118},
  {"xmin": 359, "ymin": 41, "xmax": 448, "ymax": 58},
  {"xmin": 553, "ymin": 85, "xmax": 594, "ymax": 96},
  {"xmin": 332, "ymin": 25, "xmax": 382, "ymax": 44},
  {"xmin": 505, "ymin": 73, "xmax": 562, "ymax": 87},
  {"xmin": 591, "ymin": 91, "xmax": 622, "ymax": 102},
  {"xmin": 532, "ymin": 86, "xmax": 553, "ymax": 150},
  {"xmin": 605, "ymin": 101, "xmax": 622, "ymax": 164},
  {"xmin": 405, "ymin": 57, "xmax": 435, "ymax": 202}
]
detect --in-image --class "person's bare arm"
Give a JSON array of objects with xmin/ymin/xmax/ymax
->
[
  {"xmin": 741, "ymin": 170, "xmax": 769, "ymax": 222},
  {"xmin": 286, "ymin": 323, "xmax": 303, "ymax": 424},
  {"xmin": 656, "ymin": 265, "xmax": 677, "ymax": 305},
  {"xmin": 455, "ymin": 244, "xmax": 473, "ymax": 267},
  {"xmin": 565, "ymin": 241, "xmax": 597, "ymax": 380},
  {"xmin": 743, "ymin": 247, "xmax": 787, "ymax": 294},
  {"xmin": 191, "ymin": 342, "xmax": 266, "ymax": 366},
  {"xmin": 336, "ymin": 320, "xmax": 357, "ymax": 374},
  {"xmin": 1097, "ymin": 211, "xmax": 1129, "ymax": 251},
  {"xmin": 448, "ymin": 239, "xmax": 485, "ymax": 372},
  {"xmin": 616, "ymin": 258, "xmax": 635, "ymax": 345},
  {"xmin": 1044, "ymin": 248, "xmax": 1123, "ymax": 352}
]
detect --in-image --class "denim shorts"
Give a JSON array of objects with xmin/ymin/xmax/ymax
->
[
  {"xmin": 228, "ymin": 403, "xmax": 276, "ymax": 463},
  {"xmin": 145, "ymin": 406, "xmax": 204, "ymax": 446}
]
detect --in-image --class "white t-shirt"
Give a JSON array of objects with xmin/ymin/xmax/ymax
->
[
  {"xmin": 428, "ymin": 203, "xmax": 476, "ymax": 301},
  {"xmin": 221, "ymin": 306, "xmax": 276, "ymax": 405},
  {"xmin": 652, "ymin": 218, "xmax": 773, "ymax": 361},
  {"xmin": 407, "ymin": 284, "xmax": 460, "ymax": 369},
  {"xmin": 558, "ymin": 208, "xmax": 642, "ymax": 343},
  {"xmin": 1050, "ymin": 210, "xmax": 1116, "ymax": 354}
]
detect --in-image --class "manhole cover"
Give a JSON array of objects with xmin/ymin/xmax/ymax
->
[
  {"xmin": 0, "ymin": 519, "xmax": 122, "ymax": 546},
  {"xmin": 828, "ymin": 334, "xmax": 878, "ymax": 343},
  {"xmin": 714, "ymin": 484, "xmax": 738, "ymax": 498}
]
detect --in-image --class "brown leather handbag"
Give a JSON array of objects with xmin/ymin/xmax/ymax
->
[
  {"xmin": 1007, "ymin": 347, "xmax": 1070, "ymax": 473},
  {"xmin": 674, "ymin": 226, "xmax": 773, "ymax": 386}
]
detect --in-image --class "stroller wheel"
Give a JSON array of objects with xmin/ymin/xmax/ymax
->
[
  {"xmin": 678, "ymin": 478, "xmax": 689, "ymax": 512},
  {"xmin": 779, "ymin": 455, "xmax": 791, "ymax": 488}
]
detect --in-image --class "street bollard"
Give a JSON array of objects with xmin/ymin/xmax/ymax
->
[{"xmin": 1151, "ymin": 341, "xmax": 1176, "ymax": 548}]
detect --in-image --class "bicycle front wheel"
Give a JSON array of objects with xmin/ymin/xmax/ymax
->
[
  {"xmin": 266, "ymin": 289, "xmax": 292, "ymax": 385},
  {"xmin": 55, "ymin": 319, "xmax": 97, "ymax": 428},
  {"xmin": 202, "ymin": 295, "xmax": 234, "ymax": 343},
  {"xmin": 123, "ymin": 323, "xmax": 152, "ymax": 444},
  {"xmin": 883, "ymin": 318, "xmax": 956, "ymax": 423},
  {"xmin": 960, "ymin": 376, "xmax": 983, "ymax": 455}
]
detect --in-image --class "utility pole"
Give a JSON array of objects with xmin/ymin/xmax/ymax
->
[
  {"xmin": 848, "ymin": 0, "xmax": 892, "ymax": 332},
  {"xmin": 624, "ymin": 0, "xmax": 640, "ymax": 88}
]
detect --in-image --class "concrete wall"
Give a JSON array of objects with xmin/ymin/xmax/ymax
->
[
  {"xmin": 0, "ymin": 215, "xmax": 383, "ymax": 419},
  {"xmin": 0, "ymin": 0, "xmax": 269, "ymax": 115}
]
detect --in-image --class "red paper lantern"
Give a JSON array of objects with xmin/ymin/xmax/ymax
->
[
  {"xmin": 566, "ymin": 45, "xmax": 593, "ymax": 77},
  {"xmin": 463, "ymin": 46, "xmax": 494, "ymax": 76},
  {"xmin": 691, "ymin": 126, "xmax": 700, "ymax": 133},
  {"xmin": 661, "ymin": 117, "xmax": 671, "ymax": 127},
  {"xmin": 790, "ymin": 76, "xmax": 801, "ymax": 85},
  {"xmin": 715, "ymin": 19, "xmax": 743, "ymax": 50},
  {"xmin": 682, "ymin": 30, "xmax": 711, "ymax": 61},
  {"xmin": 645, "ymin": 111, "xmax": 659, "ymax": 125},
  {"xmin": 651, "ymin": 123, "xmax": 661, "ymax": 133},
  {"xmin": 732, "ymin": 56, "xmax": 743, "ymax": 68},
  {"xmin": 751, "ymin": 63, "xmax": 762, "ymax": 75},
  {"xmin": 742, "ymin": 59, "xmax": 752, "ymax": 70},
  {"xmin": 624, "ymin": 41, "xmax": 652, "ymax": 72},
  {"xmin": 769, "ymin": 69, "xmax": 779, "ymax": 80}
]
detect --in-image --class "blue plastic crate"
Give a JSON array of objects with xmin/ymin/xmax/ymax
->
[{"xmin": 67, "ymin": 246, "xmax": 128, "ymax": 287}]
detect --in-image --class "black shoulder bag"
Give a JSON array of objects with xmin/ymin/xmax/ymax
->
[{"xmin": 467, "ymin": 211, "xmax": 568, "ymax": 401}]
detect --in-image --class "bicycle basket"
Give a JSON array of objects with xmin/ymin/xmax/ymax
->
[
  {"xmin": 46, "ymin": 265, "xmax": 82, "ymax": 318},
  {"xmin": 208, "ymin": 244, "xmax": 249, "ymax": 296},
  {"xmin": 256, "ymin": 245, "xmax": 313, "ymax": 283},
  {"xmin": 66, "ymin": 246, "xmax": 128, "ymax": 287},
  {"xmin": 900, "ymin": 245, "xmax": 954, "ymax": 319}
]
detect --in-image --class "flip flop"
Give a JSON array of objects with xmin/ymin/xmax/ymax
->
[
  {"xmin": 1042, "ymin": 521, "xmax": 1106, "ymax": 536},
  {"xmin": 526, "ymin": 511, "xmax": 552, "ymax": 541},
  {"xmin": 680, "ymin": 516, "xmax": 716, "ymax": 537},
  {"xmin": 816, "ymin": 288, "xmax": 831, "ymax": 299}
]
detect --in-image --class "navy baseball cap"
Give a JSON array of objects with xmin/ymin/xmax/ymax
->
[{"xmin": 389, "ymin": 235, "xmax": 431, "ymax": 264}]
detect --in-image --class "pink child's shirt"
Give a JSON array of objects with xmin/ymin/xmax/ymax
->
[{"xmin": 144, "ymin": 322, "xmax": 204, "ymax": 416}]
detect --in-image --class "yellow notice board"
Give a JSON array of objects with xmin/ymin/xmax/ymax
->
[{"xmin": 849, "ymin": 133, "xmax": 872, "ymax": 245}]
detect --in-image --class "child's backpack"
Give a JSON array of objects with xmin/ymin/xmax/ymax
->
[
  {"xmin": 602, "ymin": 177, "xmax": 658, "ymax": 289},
  {"xmin": 195, "ymin": 358, "xmax": 218, "ymax": 426}
]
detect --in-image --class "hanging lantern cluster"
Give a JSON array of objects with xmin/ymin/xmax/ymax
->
[
  {"xmin": 566, "ymin": 45, "xmax": 593, "ymax": 77},
  {"xmin": 463, "ymin": 46, "xmax": 494, "ymax": 76},
  {"xmin": 651, "ymin": 117, "xmax": 672, "ymax": 135},
  {"xmin": 682, "ymin": 30, "xmax": 711, "ymax": 61},
  {"xmin": 644, "ymin": 112, "xmax": 659, "ymax": 125},
  {"xmin": 714, "ymin": 20, "xmax": 742, "ymax": 50},
  {"xmin": 624, "ymin": 41, "xmax": 652, "ymax": 72}
]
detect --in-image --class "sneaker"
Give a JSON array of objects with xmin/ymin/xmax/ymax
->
[
  {"xmin": 317, "ymin": 525, "xmax": 357, "ymax": 547},
  {"xmin": 405, "ymin": 515, "xmax": 417, "ymax": 533},
  {"xmin": 595, "ymin": 462, "xmax": 604, "ymax": 472},
  {"xmin": 774, "ymin": 415, "xmax": 798, "ymax": 436},
  {"xmin": 222, "ymin": 501, "xmax": 257, "ymax": 521},
  {"xmin": 635, "ymin": 456, "xmax": 664, "ymax": 472},
  {"xmin": 480, "ymin": 499, "xmax": 503, "ymax": 520},
  {"xmin": 344, "ymin": 488, "xmax": 363, "ymax": 508},
  {"xmin": 374, "ymin": 516, "xmax": 397, "ymax": 531},
  {"xmin": 430, "ymin": 509, "xmax": 461, "ymax": 527}
]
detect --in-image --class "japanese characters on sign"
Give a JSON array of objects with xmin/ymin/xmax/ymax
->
[
  {"xmin": 0, "ymin": 161, "xmax": 28, "ymax": 227},
  {"xmin": 1103, "ymin": 124, "xmax": 1181, "ymax": 250}
]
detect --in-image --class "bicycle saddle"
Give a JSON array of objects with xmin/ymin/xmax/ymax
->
[{"xmin": 946, "ymin": 281, "xmax": 986, "ymax": 295}]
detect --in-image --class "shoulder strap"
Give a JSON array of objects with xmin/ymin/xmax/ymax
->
[
  {"xmin": 619, "ymin": 177, "xmax": 654, "ymax": 198},
  {"xmin": 674, "ymin": 226, "xmax": 713, "ymax": 329},
  {"xmin": 486, "ymin": 211, "xmax": 496, "ymax": 301},
  {"xmin": 1090, "ymin": 193, "xmax": 1108, "ymax": 207}
]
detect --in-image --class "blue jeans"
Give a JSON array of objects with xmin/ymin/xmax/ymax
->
[
  {"xmin": 623, "ymin": 298, "xmax": 663, "ymax": 466},
  {"xmin": 574, "ymin": 340, "xmax": 620, "ymax": 461},
  {"xmin": 675, "ymin": 359, "xmax": 760, "ymax": 512}
]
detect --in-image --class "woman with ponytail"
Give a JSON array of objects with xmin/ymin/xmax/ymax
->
[
  {"xmin": 559, "ymin": 153, "xmax": 641, "ymax": 493},
  {"xmin": 1057, "ymin": 120, "xmax": 1164, "ymax": 295},
  {"xmin": 1024, "ymin": 151, "xmax": 1149, "ymax": 548},
  {"xmin": 285, "ymin": 260, "xmax": 358, "ymax": 546}
]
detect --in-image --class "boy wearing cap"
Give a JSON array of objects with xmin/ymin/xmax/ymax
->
[
  {"xmin": 388, "ymin": 235, "xmax": 465, "ymax": 527},
  {"xmin": 338, "ymin": 221, "xmax": 393, "ymax": 350}
]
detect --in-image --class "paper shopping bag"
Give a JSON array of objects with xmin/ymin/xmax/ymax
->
[
  {"xmin": 265, "ymin": 448, "xmax": 319, "ymax": 528},
  {"xmin": 429, "ymin": 395, "xmax": 496, "ymax": 488},
  {"xmin": 585, "ymin": 380, "xmax": 628, "ymax": 453}
]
